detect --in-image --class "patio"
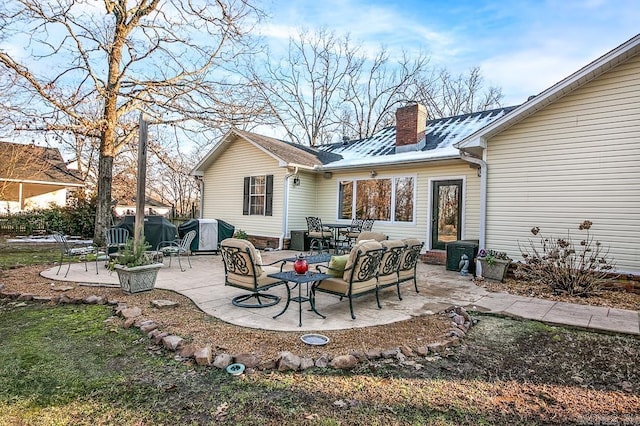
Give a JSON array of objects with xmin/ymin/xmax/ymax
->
[{"xmin": 40, "ymin": 250, "xmax": 640, "ymax": 335}]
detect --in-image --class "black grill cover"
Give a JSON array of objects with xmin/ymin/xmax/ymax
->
[{"xmin": 115, "ymin": 216, "xmax": 178, "ymax": 251}]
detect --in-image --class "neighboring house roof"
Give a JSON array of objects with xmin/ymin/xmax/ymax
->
[
  {"xmin": 116, "ymin": 196, "xmax": 172, "ymax": 209},
  {"xmin": 0, "ymin": 141, "xmax": 84, "ymax": 186},
  {"xmin": 318, "ymin": 106, "xmax": 517, "ymax": 170},
  {"xmin": 456, "ymin": 32, "xmax": 640, "ymax": 151},
  {"xmin": 191, "ymin": 128, "xmax": 341, "ymax": 175}
]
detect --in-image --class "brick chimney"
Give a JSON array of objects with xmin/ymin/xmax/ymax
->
[{"xmin": 395, "ymin": 103, "xmax": 427, "ymax": 153}]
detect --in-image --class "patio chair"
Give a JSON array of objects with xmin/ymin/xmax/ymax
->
[
  {"xmin": 361, "ymin": 218, "xmax": 375, "ymax": 231},
  {"xmin": 156, "ymin": 230, "xmax": 196, "ymax": 272},
  {"xmin": 313, "ymin": 240, "xmax": 384, "ymax": 319},
  {"xmin": 306, "ymin": 216, "xmax": 332, "ymax": 253},
  {"xmin": 52, "ymin": 232, "xmax": 96, "ymax": 278},
  {"xmin": 97, "ymin": 227, "xmax": 130, "ymax": 271},
  {"xmin": 220, "ymin": 238, "xmax": 286, "ymax": 308},
  {"xmin": 397, "ymin": 238, "xmax": 425, "ymax": 294},
  {"xmin": 356, "ymin": 231, "xmax": 388, "ymax": 243},
  {"xmin": 377, "ymin": 240, "xmax": 407, "ymax": 300},
  {"xmin": 339, "ymin": 219, "xmax": 363, "ymax": 248}
]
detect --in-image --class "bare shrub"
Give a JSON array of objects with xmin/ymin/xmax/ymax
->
[{"xmin": 516, "ymin": 221, "xmax": 615, "ymax": 296}]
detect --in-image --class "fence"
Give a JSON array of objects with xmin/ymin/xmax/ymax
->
[{"xmin": 0, "ymin": 212, "xmax": 47, "ymax": 235}]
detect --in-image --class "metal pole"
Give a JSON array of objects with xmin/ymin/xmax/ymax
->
[{"xmin": 134, "ymin": 114, "xmax": 148, "ymax": 249}]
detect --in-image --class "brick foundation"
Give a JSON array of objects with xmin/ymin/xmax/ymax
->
[
  {"xmin": 247, "ymin": 235, "xmax": 282, "ymax": 250},
  {"xmin": 421, "ymin": 250, "xmax": 446, "ymax": 265}
]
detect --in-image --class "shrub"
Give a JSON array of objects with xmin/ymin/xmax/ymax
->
[
  {"xmin": 234, "ymin": 229, "xmax": 248, "ymax": 240},
  {"xmin": 516, "ymin": 220, "xmax": 615, "ymax": 296}
]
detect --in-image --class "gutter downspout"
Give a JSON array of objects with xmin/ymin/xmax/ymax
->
[
  {"xmin": 279, "ymin": 167, "xmax": 298, "ymax": 250},
  {"xmin": 195, "ymin": 176, "xmax": 204, "ymax": 219},
  {"xmin": 460, "ymin": 151, "xmax": 487, "ymax": 272}
]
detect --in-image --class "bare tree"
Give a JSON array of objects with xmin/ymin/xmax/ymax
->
[
  {"xmin": 247, "ymin": 29, "xmax": 501, "ymax": 146},
  {"xmin": 0, "ymin": 0, "xmax": 262, "ymax": 241},
  {"xmin": 416, "ymin": 67, "xmax": 504, "ymax": 118},
  {"xmin": 246, "ymin": 28, "xmax": 363, "ymax": 146},
  {"xmin": 340, "ymin": 48, "xmax": 431, "ymax": 140}
]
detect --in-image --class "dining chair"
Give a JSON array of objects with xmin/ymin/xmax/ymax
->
[
  {"xmin": 156, "ymin": 230, "xmax": 196, "ymax": 272},
  {"xmin": 52, "ymin": 232, "xmax": 95, "ymax": 278},
  {"xmin": 361, "ymin": 219, "xmax": 375, "ymax": 231},
  {"xmin": 339, "ymin": 219, "xmax": 363, "ymax": 248},
  {"xmin": 306, "ymin": 216, "xmax": 332, "ymax": 253}
]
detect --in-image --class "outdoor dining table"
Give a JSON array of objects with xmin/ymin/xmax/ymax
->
[
  {"xmin": 323, "ymin": 223, "xmax": 351, "ymax": 253},
  {"xmin": 267, "ymin": 270, "xmax": 331, "ymax": 327}
]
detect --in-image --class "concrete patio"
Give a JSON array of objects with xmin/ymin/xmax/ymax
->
[{"xmin": 41, "ymin": 250, "xmax": 640, "ymax": 335}]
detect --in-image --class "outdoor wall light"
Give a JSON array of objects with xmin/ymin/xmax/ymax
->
[
  {"xmin": 323, "ymin": 171, "xmax": 333, "ymax": 179},
  {"xmin": 293, "ymin": 177, "xmax": 301, "ymax": 186},
  {"xmin": 370, "ymin": 170, "xmax": 377, "ymax": 178}
]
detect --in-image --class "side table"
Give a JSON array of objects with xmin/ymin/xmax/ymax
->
[{"xmin": 267, "ymin": 270, "xmax": 331, "ymax": 327}]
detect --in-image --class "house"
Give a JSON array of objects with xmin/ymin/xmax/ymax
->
[
  {"xmin": 193, "ymin": 33, "xmax": 640, "ymax": 276},
  {"xmin": 455, "ymin": 33, "xmax": 640, "ymax": 276},
  {"xmin": 0, "ymin": 142, "xmax": 84, "ymax": 213},
  {"xmin": 113, "ymin": 196, "xmax": 173, "ymax": 217},
  {"xmin": 191, "ymin": 106, "xmax": 515, "ymax": 252}
]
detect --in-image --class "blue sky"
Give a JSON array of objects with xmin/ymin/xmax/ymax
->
[{"xmin": 259, "ymin": 0, "xmax": 640, "ymax": 106}]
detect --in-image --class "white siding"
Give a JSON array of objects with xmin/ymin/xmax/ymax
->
[
  {"xmin": 286, "ymin": 170, "xmax": 320, "ymax": 234},
  {"xmin": 486, "ymin": 53, "xmax": 640, "ymax": 274},
  {"xmin": 201, "ymin": 136, "xmax": 286, "ymax": 238}
]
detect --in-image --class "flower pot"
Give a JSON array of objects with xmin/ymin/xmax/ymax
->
[
  {"xmin": 114, "ymin": 263, "xmax": 163, "ymax": 294},
  {"xmin": 478, "ymin": 258, "xmax": 510, "ymax": 282}
]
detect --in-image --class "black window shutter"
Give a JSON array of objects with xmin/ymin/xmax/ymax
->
[
  {"xmin": 243, "ymin": 176, "xmax": 250, "ymax": 215},
  {"xmin": 265, "ymin": 174, "xmax": 273, "ymax": 216}
]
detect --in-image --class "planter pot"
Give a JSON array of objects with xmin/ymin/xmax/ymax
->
[
  {"xmin": 478, "ymin": 258, "xmax": 510, "ymax": 282},
  {"xmin": 114, "ymin": 263, "xmax": 163, "ymax": 294}
]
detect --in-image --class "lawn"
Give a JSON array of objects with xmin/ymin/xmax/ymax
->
[
  {"xmin": 1, "ymin": 237, "xmax": 639, "ymax": 425},
  {"xmin": 1, "ymin": 300, "xmax": 638, "ymax": 425},
  {"xmin": 0, "ymin": 240, "xmax": 59, "ymax": 269}
]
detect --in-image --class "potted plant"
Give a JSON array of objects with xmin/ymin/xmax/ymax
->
[
  {"xmin": 110, "ymin": 237, "xmax": 163, "ymax": 294},
  {"xmin": 477, "ymin": 249, "xmax": 511, "ymax": 282}
]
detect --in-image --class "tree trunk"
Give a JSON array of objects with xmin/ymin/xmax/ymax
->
[{"xmin": 94, "ymin": 153, "xmax": 114, "ymax": 243}]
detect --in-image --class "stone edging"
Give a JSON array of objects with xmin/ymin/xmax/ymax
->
[{"xmin": 0, "ymin": 284, "xmax": 475, "ymax": 373}]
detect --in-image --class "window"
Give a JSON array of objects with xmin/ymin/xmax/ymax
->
[
  {"xmin": 339, "ymin": 176, "xmax": 414, "ymax": 222},
  {"xmin": 243, "ymin": 175, "xmax": 273, "ymax": 216}
]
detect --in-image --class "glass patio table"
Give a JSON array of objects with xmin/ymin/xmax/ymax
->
[{"xmin": 267, "ymin": 270, "xmax": 331, "ymax": 327}]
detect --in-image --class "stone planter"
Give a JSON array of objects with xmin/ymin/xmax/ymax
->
[
  {"xmin": 478, "ymin": 258, "xmax": 510, "ymax": 282},
  {"xmin": 114, "ymin": 263, "xmax": 163, "ymax": 294}
]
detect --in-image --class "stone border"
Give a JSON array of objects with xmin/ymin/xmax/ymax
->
[{"xmin": 0, "ymin": 284, "xmax": 475, "ymax": 373}]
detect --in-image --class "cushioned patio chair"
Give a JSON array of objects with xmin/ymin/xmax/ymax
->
[
  {"xmin": 156, "ymin": 230, "xmax": 196, "ymax": 272},
  {"xmin": 361, "ymin": 218, "xmax": 375, "ymax": 231},
  {"xmin": 355, "ymin": 231, "xmax": 388, "ymax": 243},
  {"xmin": 397, "ymin": 238, "xmax": 425, "ymax": 294},
  {"xmin": 339, "ymin": 219, "xmax": 363, "ymax": 246},
  {"xmin": 220, "ymin": 238, "xmax": 286, "ymax": 308},
  {"xmin": 306, "ymin": 216, "xmax": 333, "ymax": 253},
  {"xmin": 377, "ymin": 240, "xmax": 407, "ymax": 300},
  {"xmin": 313, "ymin": 240, "xmax": 384, "ymax": 320}
]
